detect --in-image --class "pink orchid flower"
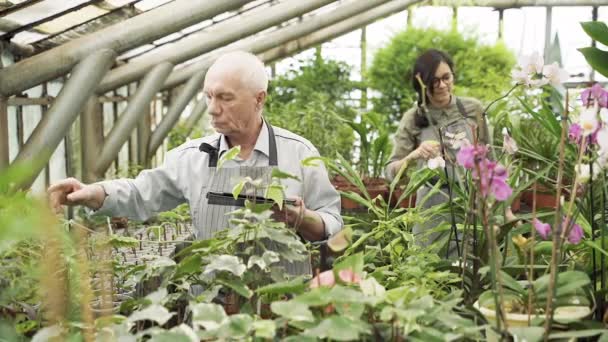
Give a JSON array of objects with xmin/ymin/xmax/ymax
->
[
  {"xmin": 568, "ymin": 222, "xmax": 584, "ymax": 245},
  {"xmin": 533, "ymin": 218, "xmax": 551, "ymax": 240},
  {"xmin": 581, "ymin": 83, "xmax": 608, "ymax": 108},
  {"xmin": 568, "ymin": 123, "xmax": 582, "ymax": 143},
  {"xmin": 310, "ymin": 269, "xmax": 362, "ymax": 288}
]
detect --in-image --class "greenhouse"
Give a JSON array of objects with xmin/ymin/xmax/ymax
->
[{"xmin": 2, "ymin": 0, "xmax": 608, "ymax": 340}]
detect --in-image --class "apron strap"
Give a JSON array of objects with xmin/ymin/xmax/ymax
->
[
  {"xmin": 455, "ymin": 97, "xmax": 467, "ymax": 118},
  {"xmin": 266, "ymin": 121, "xmax": 278, "ymax": 166},
  {"xmin": 201, "ymin": 119, "xmax": 278, "ymax": 167}
]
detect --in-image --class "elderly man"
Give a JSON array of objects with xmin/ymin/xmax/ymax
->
[{"xmin": 48, "ymin": 51, "xmax": 343, "ymax": 275}]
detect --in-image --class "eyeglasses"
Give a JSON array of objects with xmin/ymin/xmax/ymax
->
[{"xmin": 431, "ymin": 73, "xmax": 454, "ymax": 88}]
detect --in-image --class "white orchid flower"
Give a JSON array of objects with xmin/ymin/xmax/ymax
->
[
  {"xmin": 600, "ymin": 107, "xmax": 608, "ymax": 124},
  {"xmin": 502, "ymin": 127, "xmax": 518, "ymax": 155},
  {"xmin": 575, "ymin": 162, "xmax": 602, "ymax": 183},
  {"xmin": 542, "ymin": 62, "xmax": 569, "ymax": 86},
  {"xmin": 518, "ymin": 52, "xmax": 544, "ymax": 75},
  {"xmin": 427, "ymin": 156, "xmax": 446, "ymax": 170},
  {"xmin": 579, "ymin": 105, "xmax": 599, "ymax": 136},
  {"xmin": 511, "ymin": 69, "xmax": 531, "ymax": 86},
  {"xmin": 597, "ymin": 126, "xmax": 608, "ymax": 156}
]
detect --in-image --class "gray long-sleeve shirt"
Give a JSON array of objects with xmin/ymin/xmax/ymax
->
[{"xmin": 96, "ymin": 122, "xmax": 343, "ymax": 238}]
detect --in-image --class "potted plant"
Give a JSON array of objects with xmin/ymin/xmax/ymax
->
[{"xmin": 475, "ymin": 271, "xmax": 593, "ymax": 341}]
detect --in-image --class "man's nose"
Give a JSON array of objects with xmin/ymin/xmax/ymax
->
[{"xmin": 207, "ymin": 98, "xmax": 220, "ymax": 116}]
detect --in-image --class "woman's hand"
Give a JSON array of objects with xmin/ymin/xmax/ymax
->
[{"xmin": 408, "ymin": 140, "xmax": 441, "ymax": 161}]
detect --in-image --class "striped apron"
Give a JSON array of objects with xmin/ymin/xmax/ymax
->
[
  {"xmin": 195, "ymin": 123, "xmax": 312, "ymax": 276},
  {"xmin": 413, "ymin": 98, "xmax": 476, "ymax": 258}
]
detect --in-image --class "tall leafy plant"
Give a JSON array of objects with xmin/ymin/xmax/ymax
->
[{"xmin": 265, "ymin": 57, "xmax": 357, "ymax": 160}]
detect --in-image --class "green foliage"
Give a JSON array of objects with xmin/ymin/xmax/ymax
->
[
  {"xmin": 265, "ymin": 57, "xmax": 357, "ymax": 160},
  {"xmin": 167, "ymin": 123, "xmax": 204, "ymax": 151},
  {"xmin": 579, "ymin": 21, "xmax": 608, "ymax": 77},
  {"xmin": 368, "ymin": 27, "xmax": 516, "ymax": 122}
]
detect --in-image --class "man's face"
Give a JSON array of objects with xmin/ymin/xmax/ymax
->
[{"xmin": 203, "ymin": 70, "xmax": 261, "ymax": 136}]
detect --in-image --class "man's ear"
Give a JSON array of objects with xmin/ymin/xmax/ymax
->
[{"xmin": 255, "ymin": 90, "xmax": 267, "ymax": 109}]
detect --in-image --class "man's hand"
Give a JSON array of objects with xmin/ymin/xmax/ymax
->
[
  {"xmin": 271, "ymin": 197, "xmax": 306, "ymax": 229},
  {"xmin": 47, "ymin": 178, "xmax": 106, "ymax": 214}
]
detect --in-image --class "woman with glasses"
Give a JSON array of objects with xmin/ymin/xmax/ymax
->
[{"xmin": 385, "ymin": 49, "xmax": 488, "ymax": 258}]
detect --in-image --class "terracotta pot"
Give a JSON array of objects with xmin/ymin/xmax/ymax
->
[
  {"xmin": 510, "ymin": 193, "xmax": 521, "ymax": 213},
  {"xmin": 522, "ymin": 183, "xmax": 557, "ymax": 209},
  {"xmin": 223, "ymin": 291, "xmax": 239, "ymax": 315},
  {"xmin": 362, "ymin": 177, "xmax": 389, "ymax": 203},
  {"xmin": 390, "ymin": 188, "xmax": 416, "ymax": 208},
  {"xmin": 475, "ymin": 300, "xmax": 591, "ymax": 342}
]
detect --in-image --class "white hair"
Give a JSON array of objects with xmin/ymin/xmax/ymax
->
[{"xmin": 207, "ymin": 51, "xmax": 268, "ymax": 93}]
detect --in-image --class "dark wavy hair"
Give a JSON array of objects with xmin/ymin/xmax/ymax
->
[{"xmin": 412, "ymin": 49, "xmax": 454, "ymax": 127}]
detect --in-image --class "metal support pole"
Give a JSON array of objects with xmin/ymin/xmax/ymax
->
[
  {"xmin": 0, "ymin": 0, "xmax": 248, "ymax": 97},
  {"xmin": 184, "ymin": 99, "xmax": 208, "ymax": 137},
  {"xmin": 0, "ymin": 95, "xmax": 8, "ymax": 171},
  {"xmin": 94, "ymin": 62, "xmax": 174, "ymax": 177},
  {"xmin": 12, "ymin": 50, "xmax": 116, "ymax": 189},
  {"xmin": 360, "ymin": 26, "xmax": 368, "ymax": 110},
  {"xmin": 452, "ymin": 6, "xmax": 458, "ymax": 32},
  {"xmin": 162, "ymin": 0, "xmax": 403, "ymax": 90},
  {"xmin": 0, "ymin": 45, "xmax": 7, "ymax": 171},
  {"xmin": 97, "ymin": 0, "xmax": 337, "ymax": 93},
  {"xmin": 498, "ymin": 8, "xmax": 504, "ymax": 40},
  {"xmin": 258, "ymin": 0, "xmax": 422, "ymax": 65},
  {"xmin": 544, "ymin": 6, "xmax": 553, "ymax": 62},
  {"xmin": 137, "ymin": 101, "xmax": 152, "ymax": 169},
  {"xmin": 148, "ymin": 72, "xmax": 205, "ymax": 157},
  {"xmin": 428, "ymin": 0, "xmax": 607, "ymax": 5},
  {"xmin": 81, "ymin": 97, "xmax": 104, "ymax": 183}
]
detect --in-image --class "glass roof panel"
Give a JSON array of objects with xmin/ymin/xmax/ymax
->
[
  {"xmin": 3, "ymin": 0, "xmax": 92, "ymax": 26},
  {"xmin": 134, "ymin": 0, "xmax": 171, "ymax": 11},
  {"xmin": 36, "ymin": 5, "xmax": 108, "ymax": 33},
  {"xmin": 11, "ymin": 30, "xmax": 47, "ymax": 44}
]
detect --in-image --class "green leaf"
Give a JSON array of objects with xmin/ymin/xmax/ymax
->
[
  {"xmin": 579, "ymin": 47, "xmax": 608, "ymax": 78},
  {"xmin": 232, "ymin": 180, "xmax": 246, "ymax": 199},
  {"xmin": 327, "ymin": 226, "xmax": 353, "ymax": 252},
  {"xmin": 293, "ymin": 287, "xmax": 333, "ymax": 307},
  {"xmin": 216, "ymin": 277, "xmax": 253, "ymax": 299},
  {"xmin": 218, "ymin": 145, "xmax": 241, "ymax": 169},
  {"xmin": 203, "ymin": 255, "xmax": 246, "ymax": 276},
  {"xmin": 499, "ymin": 270, "xmax": 525, "ymax": 293},
  {"xmin": 301, "ymin": 156, "xmax": 324, "ymax": 167},
  {"xmin": 265, "ymin": 183, "xmax": 285, "ymax": 210},
  {"xmin": 333, "ymin": 252, "xmax": 364, "ymax": 276},
  {"xmin": 271, "ymin": 168, "xmax": 301, "ymax": 181},
  {"xmin": 549, "ymin": 329, "xmax": 607, "ymax": 339},
  {"xmin": 252, "ymin": 320, "xmax": 276, "ymax": 339},
  {"xmin": 106, "ymin": 235, "xmax": 139, "ymax": 248},
  {"xmin": 175, "ymin": 254, "xmax": 202, "ymax": 277},
  {"xmin": 145, "ymin": 288, "xmax": 168, "ymax": 305},
  {"xmin": 191, "ymin": 303, "xmax": 227, "ymax": 331},
  {"xmin": 149, "ymin": 257, "xmax": 176, "ymax": 269},
  {"xmin": 303, "ymin": 316, "xmax": 370, "ymax": 341},
  {"xmin": 128, "ymin": 304, "xmax": 174, "ymax": 325},
  {"xmin": 216, "ymin": 314, "xmax": 253, "ymax": 339},
  {"xmin": 255, "ymin": 276, "xmax": 308, "ymax": 296},
  {"xmin": 581, "ymin": 21, "xmax": 608, "ymax": 46},
  {"xmin": 584, "ymin": 240, "xmax": 608, "ymax": 258},
  {"xmin": 32, "ymin": 325, "xmax": 64, "ymax": 342},
  {"xmin": 509, "ymin": 327, "xmax": 544, "ymax": 342},
  {"xmin": 247, "ymin": 251, "xmax": 280, "ymax": 270},
  {"xmin": 271, "ymin": 301, "xmax": 314, "ymax": 322},
  {"xmin": 359, "ymin": 277, "xmax": 386, "ymax": 298},
  {"xmin": 148, "ymin": 331, "xmax": 192, "ymax": 342}
]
